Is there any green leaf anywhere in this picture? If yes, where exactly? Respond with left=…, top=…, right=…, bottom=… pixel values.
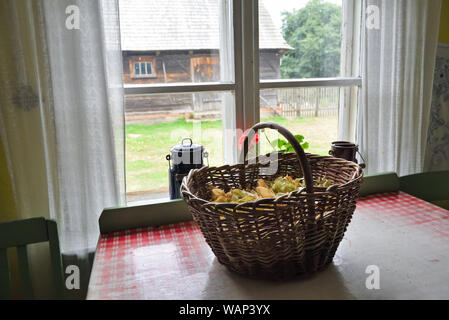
left=301, top=142, right=309, bottom=150
left=278, top=139, right=288, bottom=148
left=271, top=138, right=287, bottom=150
left=294, top=135, right=305, bottom=143
left=269, top=133, right=310, bottom=153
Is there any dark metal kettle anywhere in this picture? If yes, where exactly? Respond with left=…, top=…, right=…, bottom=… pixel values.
left=166, top=138, right=208, bottom=199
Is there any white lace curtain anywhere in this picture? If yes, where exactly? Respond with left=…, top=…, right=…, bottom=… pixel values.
left=357, top=0, right=442, bottom=176
left=0, top=0, right=125, bottom=255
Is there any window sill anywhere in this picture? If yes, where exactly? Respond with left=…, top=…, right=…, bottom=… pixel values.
left=99, top=198, right=192, bottom=234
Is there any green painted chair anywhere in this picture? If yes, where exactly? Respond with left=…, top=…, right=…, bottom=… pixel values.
left=399, top=171, right=449, bottom=210
left=0, top=217, right=64, bottom=299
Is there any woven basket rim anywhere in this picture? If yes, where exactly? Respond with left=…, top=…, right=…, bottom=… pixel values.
left=181, top=152, right=364, bottom=210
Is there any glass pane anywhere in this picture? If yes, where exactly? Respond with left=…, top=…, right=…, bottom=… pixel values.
left=119, top=0, right=234, bottom=84
left=259, top=0, right=343, bottom=80
left=259, top=87, right=340, bottom=156
left=134, top=62, right=140, bottom=75
left=140, top=62, right=146, bottom=74
left=146, top=62, right=153, bottom=75
left=125, top=91, right=234, bottom=203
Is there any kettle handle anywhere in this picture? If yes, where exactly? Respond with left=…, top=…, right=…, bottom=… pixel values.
left=182, top=138, right=193, bottom=146
left=166, top=154, right=171, bottom=167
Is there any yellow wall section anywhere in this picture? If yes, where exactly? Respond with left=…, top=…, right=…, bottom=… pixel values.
left=0, top=140, right=16, bottom=222
left=0, top=140, right=22, bottom=298
left=440, top=0, right=449, bottom=43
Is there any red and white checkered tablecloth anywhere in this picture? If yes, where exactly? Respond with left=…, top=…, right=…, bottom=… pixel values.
left=356, top=192, right=449, bottom=237
left=87, top=192, right=449, bottom=300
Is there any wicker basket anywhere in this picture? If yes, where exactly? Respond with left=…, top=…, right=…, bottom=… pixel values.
left=181, top=122, right=363, bottom=280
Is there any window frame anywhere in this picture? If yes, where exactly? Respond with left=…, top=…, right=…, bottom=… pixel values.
left=130, top=56, right=157, bottom=79
left=120, top=0, right=362, bottom=207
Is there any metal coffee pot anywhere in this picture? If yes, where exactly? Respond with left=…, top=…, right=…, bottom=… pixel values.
left=166, top=138, right=208, bottom=199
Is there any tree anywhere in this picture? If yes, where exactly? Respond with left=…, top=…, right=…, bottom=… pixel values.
left=280, top=0, right=342, bottom=79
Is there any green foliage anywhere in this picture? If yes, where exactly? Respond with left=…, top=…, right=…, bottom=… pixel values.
left=280, top=0, right=342, bottom=78
left=268, top=134, right=310, bottom=153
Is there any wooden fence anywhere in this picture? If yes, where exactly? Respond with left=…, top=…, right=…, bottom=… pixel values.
left=278, top=87, right=339, bottom=118
left=125, top=87, right=340, bottom=123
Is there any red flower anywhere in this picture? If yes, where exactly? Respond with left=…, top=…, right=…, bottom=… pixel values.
left=238, top=129, right=260, bottom=150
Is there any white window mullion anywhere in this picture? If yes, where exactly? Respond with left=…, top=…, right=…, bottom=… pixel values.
left=220, top=0, right=238, bottom=164
left=232, top=0, right=244, bottom=132
left=241, top=0, right=260, bottom=130
left=252, top=0, right=260, bottom=126
left=230, top=0, right=260, bottom=164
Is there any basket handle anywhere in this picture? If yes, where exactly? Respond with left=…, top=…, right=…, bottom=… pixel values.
left=240, top=122, right=315, bottom=194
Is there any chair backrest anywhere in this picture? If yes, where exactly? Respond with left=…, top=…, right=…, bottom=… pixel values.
left=399, top=171, right=449, bottom=202
left=0, top=217, right=64, bottom=299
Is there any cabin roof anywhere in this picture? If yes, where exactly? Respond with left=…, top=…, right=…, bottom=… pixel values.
left=119, top=0, right=293, bottom=51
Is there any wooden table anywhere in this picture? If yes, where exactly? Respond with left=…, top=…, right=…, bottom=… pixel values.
left=87, top=192, right=449, bottom=299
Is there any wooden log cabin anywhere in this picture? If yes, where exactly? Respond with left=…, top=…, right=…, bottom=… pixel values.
left=119, top=0, right=292, bottom=121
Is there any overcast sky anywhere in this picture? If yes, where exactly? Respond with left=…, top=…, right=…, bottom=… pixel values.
left=262, top=0, right=342, bottom=31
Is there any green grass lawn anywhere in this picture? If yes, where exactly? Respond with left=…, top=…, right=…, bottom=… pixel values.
left=126, top=116, right=338, bottom=193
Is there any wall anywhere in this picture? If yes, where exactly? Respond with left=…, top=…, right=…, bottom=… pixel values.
left=0, top=141, right=16, bottom=223
left=0, top=139, right=21, bottom=298
left=439, top=0, right=449, bottom=43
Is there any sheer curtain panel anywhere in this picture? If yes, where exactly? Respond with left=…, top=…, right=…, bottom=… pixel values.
left=357, top=0, right=442, bottom=176
left=0, top=0, right=125, bottom=298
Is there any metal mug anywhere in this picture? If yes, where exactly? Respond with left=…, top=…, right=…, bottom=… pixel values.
left=329, top=141, right=365, bottom=168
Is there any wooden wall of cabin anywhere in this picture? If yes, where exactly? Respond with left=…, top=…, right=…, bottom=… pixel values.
left=259, top=50, right=282, bottom=111
left=123, top=50, right=283, bottom=118
left=123, top=50, right=220, bottom=84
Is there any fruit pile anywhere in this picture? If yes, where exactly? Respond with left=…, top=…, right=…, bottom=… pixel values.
left=210, top=175, right=333, bottom=203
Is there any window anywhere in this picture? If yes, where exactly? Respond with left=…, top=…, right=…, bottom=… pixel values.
left=129, top=57, right=157, bottom=79
left=257, top=0, right=361, bottom=153
left=259, top=0, right=344, bottom=81
left=120, top=0, right=234, bottom=202
left=119, top=0, right=362, bottom=203
left=134, top=62, right=153, bottom=76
